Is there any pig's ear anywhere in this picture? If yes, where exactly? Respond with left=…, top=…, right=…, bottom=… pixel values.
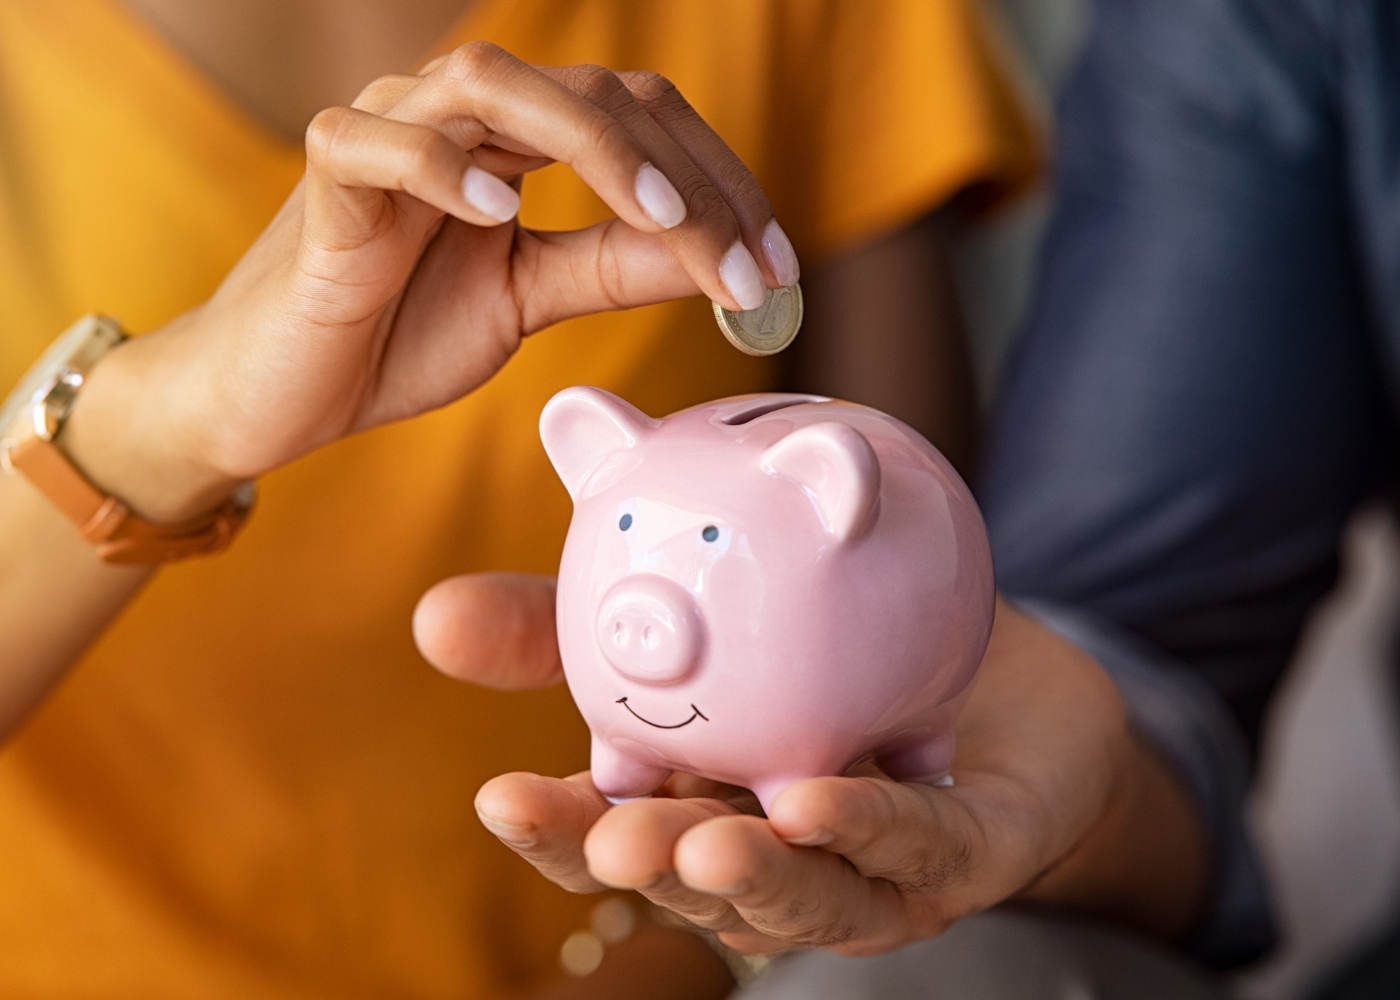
left=540, top=387, right=657, bottom=499
left=761, top=421, right=881, bottom=541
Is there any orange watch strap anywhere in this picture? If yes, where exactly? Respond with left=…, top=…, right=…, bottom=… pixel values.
left=7, top=436, right=252, bottom=565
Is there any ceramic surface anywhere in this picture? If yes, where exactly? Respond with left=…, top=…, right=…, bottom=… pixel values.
left=541, top=387, right=995, bottom=812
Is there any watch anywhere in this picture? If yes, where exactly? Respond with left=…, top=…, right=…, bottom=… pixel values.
left=0, top=314, right=254, bottom=565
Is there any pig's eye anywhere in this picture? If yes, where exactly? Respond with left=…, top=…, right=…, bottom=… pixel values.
left=702, top=525, right=719, bottom=543
left=619, top=514, right=633, bottom=531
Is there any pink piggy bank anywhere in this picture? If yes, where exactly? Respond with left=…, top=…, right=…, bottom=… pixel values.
left=540, top=387, right=994, bottom=812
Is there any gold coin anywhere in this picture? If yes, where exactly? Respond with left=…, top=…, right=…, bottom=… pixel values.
left=712, top=284, right=803, bottom=356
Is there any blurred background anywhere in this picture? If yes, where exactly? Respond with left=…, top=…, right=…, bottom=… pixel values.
left=962, top=3, right=1400, bottom=997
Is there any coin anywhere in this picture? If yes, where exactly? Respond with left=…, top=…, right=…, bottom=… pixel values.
left=712, top=284, right=803, bottom=356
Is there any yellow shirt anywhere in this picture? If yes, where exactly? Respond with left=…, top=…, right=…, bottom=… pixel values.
left=0, top=1, right=1036, bottom=996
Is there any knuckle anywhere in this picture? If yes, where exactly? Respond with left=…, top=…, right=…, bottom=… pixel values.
left=360, top=73, right=411, bottom=97
left=304, top=106, right=355, bottom=164
left=625, top=70, right=681, bottom=107
left=867, top=777, right=903, bottom=828
left=717, top=158, right=771, bottom=211
left=403, top=128, right=447, bottom=177
left=563, top=64, right=641, bottom=122
left=440, top=40, right=510, bottom=84
left=594, top=223, right=629, bottom=313
left=566, top=63, right=626, bottom=101
left=586, top=114, right=644, bottom=166
left=683, top=180, right=737, bottom=232
left=417, top=54, right=449, bottom=76
left=352, top=73, right=418, bottom=112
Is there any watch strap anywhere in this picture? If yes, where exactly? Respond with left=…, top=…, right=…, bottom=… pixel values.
left=6, top=436, right=253, bottom=565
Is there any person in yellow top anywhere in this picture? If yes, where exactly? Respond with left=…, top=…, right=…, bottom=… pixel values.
left=0, top=1, right=1081, bottom=998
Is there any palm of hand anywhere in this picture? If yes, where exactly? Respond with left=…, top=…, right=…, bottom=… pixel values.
left=419, top=578, right=1136, bottom=956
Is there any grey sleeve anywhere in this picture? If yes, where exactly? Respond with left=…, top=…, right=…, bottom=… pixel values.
left=978, top=0, right=1388, bottom=968
left=1014, top=598, right=1276, bottom=968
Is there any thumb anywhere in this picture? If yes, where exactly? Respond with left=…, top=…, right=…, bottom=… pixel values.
left=413, top=572, right=564, bottom=690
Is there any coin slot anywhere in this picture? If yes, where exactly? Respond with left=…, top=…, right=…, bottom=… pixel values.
left=717, top=395, right=827, bottom=426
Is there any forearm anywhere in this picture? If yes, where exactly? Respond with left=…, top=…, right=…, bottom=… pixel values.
left=0, top=324, right=231, bottom=740
left=0, top=471, right=150, bottom=736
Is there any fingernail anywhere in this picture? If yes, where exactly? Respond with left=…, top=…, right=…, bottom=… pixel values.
left=462, top=165, right=520, bottom=223
left=719, top=241, right=767, bottom=311
left=477, top=811, right=537, bottom=847
left=784, top=828, right=834, bottom=847
left=761, top=219, right=800, bottom=286
left=604, top=793, right=653, bottom=806
left=635, top=163, right=687, bottom=229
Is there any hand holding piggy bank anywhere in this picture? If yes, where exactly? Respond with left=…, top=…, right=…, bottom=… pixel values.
left=541, top=388, right=994, bottom=812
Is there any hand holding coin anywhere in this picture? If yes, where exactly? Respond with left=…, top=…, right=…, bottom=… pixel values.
left=713, top=284, right=803, bottom=356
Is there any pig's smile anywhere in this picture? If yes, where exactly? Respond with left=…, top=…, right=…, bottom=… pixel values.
left=616, top=697, right=709, bottom=729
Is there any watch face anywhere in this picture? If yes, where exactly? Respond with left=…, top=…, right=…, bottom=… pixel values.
left=0, top=316, right=123, bottom=442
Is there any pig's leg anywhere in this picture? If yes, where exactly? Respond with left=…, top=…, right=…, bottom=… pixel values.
left=590, top=736, right=671, bottom=804
left=877, top=732, right=956, bottom=787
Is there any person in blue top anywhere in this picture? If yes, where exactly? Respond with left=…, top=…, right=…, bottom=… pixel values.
left=978, top=0, right=1400, bottom=993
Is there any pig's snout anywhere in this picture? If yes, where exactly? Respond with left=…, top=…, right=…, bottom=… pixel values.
left=596, top=576, right=704, bottom=684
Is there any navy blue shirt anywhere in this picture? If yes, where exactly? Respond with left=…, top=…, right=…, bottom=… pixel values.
left=980, top=0, right=1400, bottom=969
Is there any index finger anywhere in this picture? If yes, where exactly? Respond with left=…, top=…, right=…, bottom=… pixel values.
left=541, top=64, right=779, bottom=308
left=475, top=771, right=610, bottom=893
left=385, top=45, right=765, bottom=310
left=386, top=44, right=681, bottom=236
left=617, top=70, right=800, bottom=287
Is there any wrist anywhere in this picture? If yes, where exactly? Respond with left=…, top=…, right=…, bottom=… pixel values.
left=1019, top=733, right=1208, bottom=940
left=60, top=318, right=243, bottom=524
